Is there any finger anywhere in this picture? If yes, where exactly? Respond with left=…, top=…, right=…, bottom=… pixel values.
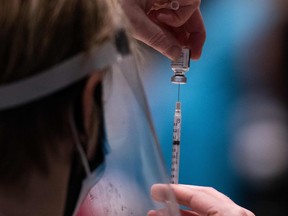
left=183, top=9, right=206, bottom=59
left=174, top=184, right=233, bottom=203
left=152, top=184, right=231, bottom=203
left=180, top=209, right=200, bottom=216
left=171, top=185, right=255, bottom=216
left=147, top=209, right=200, bottom=216
left=129, top=7, right=182, bottom=60
left=151, top=184, right=255, bottom=216
left=156, top=2, right=200, bottom=27
left=151, top=184, right=230, bottom=215
left=243, top=208, right=256, bottom=216
left=155, top=8, right=206, bottom=59
left=180, top=187, right=255, bottom=216
left=170, top=185, right=223, bottom=214
left=147, top=210, right=158, bottom=216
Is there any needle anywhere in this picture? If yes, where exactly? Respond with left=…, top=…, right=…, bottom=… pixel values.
left=177, top=84, right=180, bottom=102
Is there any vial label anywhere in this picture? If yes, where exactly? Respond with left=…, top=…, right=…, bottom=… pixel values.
left=171, top=48, right=190, bottom=71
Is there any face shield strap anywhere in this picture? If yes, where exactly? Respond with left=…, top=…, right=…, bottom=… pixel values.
left=64, top=103, right=105, bottom=215
left=63, top=111, right=90, bottom=216
left=0, top=29, right=130, bottom=110
left=70, top=111, right=91, bottom=176
left=64, top=79, right=108, bottom=216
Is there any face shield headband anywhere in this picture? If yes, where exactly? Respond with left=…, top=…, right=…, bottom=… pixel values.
left=0, top=30, right=180, bottom=216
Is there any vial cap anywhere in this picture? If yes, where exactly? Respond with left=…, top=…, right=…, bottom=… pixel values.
left=171, top=75, right=187, bottom=84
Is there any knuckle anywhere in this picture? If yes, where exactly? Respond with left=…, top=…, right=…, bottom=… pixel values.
left=205, top=186, right=217, bottom=192
left=239, top=207, right=249, bottom=216
left=147, top=30, right=167, bottom=47
left=147, top=31, right=178, bottom=57
left=198, top=186, right=220, bottom=196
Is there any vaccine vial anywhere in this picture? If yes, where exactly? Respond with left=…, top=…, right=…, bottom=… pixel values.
left=171, top=48, right=190, bottom=84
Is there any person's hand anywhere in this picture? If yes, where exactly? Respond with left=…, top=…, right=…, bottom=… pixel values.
left=119, top=0, right=206, bottom=60
left=148, top=184, right=255, bottom=216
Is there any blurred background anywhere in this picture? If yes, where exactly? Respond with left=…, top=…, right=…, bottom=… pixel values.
left=139, top=0, right=288, bottom=215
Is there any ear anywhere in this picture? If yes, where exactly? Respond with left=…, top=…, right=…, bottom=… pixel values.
left=82, top=72, right=103, bottom=134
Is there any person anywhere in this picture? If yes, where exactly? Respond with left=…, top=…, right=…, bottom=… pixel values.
left=0, top=0, right=254, bottom=216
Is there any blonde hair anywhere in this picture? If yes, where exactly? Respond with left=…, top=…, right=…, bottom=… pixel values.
left=0, top=0, right=125, bottom=183
left=0, top=0, right=119, bottom=83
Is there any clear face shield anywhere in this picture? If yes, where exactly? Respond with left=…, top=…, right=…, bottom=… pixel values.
left=0, top=30, right=180, bottom=216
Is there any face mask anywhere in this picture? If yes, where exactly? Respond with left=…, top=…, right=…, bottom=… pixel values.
left=0, top=30, right=181, bottom=216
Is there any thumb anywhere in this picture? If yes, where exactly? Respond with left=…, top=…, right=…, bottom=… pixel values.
left=128, top=8, right=182, bottom=60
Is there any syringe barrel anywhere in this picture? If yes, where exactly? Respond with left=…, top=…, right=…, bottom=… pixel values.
left=172, top=102, right=181, bottom=141
left=171, top=144, right=180, bottom=184
left=170, top=102, right=181, bottom=184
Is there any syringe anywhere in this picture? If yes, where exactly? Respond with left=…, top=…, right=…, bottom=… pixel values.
left=170, top=101, right=181, bottom=184
left=170, top=48, right=190, bottom=184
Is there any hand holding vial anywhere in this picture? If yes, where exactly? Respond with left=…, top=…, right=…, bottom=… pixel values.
left=119, top=0, right=206, bottom=60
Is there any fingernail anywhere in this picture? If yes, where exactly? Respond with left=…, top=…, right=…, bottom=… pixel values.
left=191, top=49, right=203, bottom=60
left=156, top=211, right=164, bottom=216
left=151, top=184, right=170, bottom=201
left=147, top=210, right=165, bottom=216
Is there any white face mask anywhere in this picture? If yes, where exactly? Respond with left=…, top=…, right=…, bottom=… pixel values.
left=0, top=30, right=181, bottom=216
